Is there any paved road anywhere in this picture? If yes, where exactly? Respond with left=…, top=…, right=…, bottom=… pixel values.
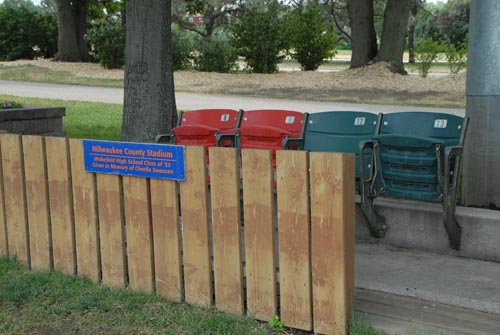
left=0, top=80, right=465, bottom=115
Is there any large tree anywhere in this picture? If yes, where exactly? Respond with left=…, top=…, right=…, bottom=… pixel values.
left=348, top=0, right=377, bottom=68
left=348, top=0, right=411, bottom=73
left=54, top=0, right=90, bottom=61
left=122, top=0, right=177, bottom=142
left=375, top=0, right=411, bottom=73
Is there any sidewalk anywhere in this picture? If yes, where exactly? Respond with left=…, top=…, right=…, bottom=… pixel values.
left=0, top=80, right=465, bottom=116
left=356, top=243, right=500, bottom=334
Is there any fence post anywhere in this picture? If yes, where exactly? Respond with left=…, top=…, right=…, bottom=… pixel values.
left=310, top=152, right=355, bottom=335
left=242, top=149, right=277, bottom=321
left=1, top=133, right=29, bottom=266
left=23, top=135, right=52, bottom=271
left=69, top=138, right=100, bottom=283
left=209, top=147, right=244, bottom=315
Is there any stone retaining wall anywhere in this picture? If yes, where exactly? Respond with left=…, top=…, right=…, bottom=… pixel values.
left=0, top=107, right=65, bottom=136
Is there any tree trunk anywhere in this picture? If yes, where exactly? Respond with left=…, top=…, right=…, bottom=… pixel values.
left=375, top=0, right=411, bottom=73
left=122, top=0, right=177, bottom=142
left=54, top=0, right=89, bottom=62
left=348, top=0, right=378, bottom=68
left=408, top=20, right=415, bottom=64
left=408, top=0, right=420, bottom=64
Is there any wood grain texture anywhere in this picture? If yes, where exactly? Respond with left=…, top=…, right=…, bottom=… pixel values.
left=69, top=139, right=100, bottom=283
left=0, top=137, right=7, bottom=258
left=310, top=152, right=355, bottom=335
left=179, top=145, right=213, bottom=307
left=123, top=176, right=154, bottom=292
left=23, top=135, right=51, bottom=271
left=276, top=150, right=312, bottom=330
left=241, top=149, right=277, bottom=321
left=150, top=178, right=182, bottom=302
left=97, top=173, right=126, bottom=288
left=46, top=136, right=75, bottom=275
left=209, top=147, right=244, bottom=315
left=1, top=134, right=29, bottom=265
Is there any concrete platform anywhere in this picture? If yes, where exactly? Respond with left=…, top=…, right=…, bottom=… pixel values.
left=355, top=198, right=500, bottom=262
left=355, top=243, right=500, bottom=334
left=356, top=289, right=500, bottom=335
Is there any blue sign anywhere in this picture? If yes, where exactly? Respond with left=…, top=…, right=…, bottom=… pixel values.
left=83, top=139, right=185, bottom=181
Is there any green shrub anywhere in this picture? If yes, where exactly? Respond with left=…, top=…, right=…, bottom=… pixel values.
left=415, top=37, right=441, bottom=78
left=232, top=1, right=288, bottom=73
left=87, top=19, right=125, bottom=69
left=285, top=4, right=338, bottom=71
left=172, top=25, right=195, bottom=71
left=1, top=100, right=23, bottom=109
left=444, top=42, right=467, bottom=74
left=194, top=33, right=238, bottom=73
left=0, top=1, right=57, bottom=61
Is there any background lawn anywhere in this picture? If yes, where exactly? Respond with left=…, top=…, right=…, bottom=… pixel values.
left=0, top=95, right=122, bottom=140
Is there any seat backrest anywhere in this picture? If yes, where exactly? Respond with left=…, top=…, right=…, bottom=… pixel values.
left=303, top=111, right=379, bottom=179
left=239, top=109, right=305, bottom=137
left=237, top=109, right=305, bottom=149
left=373, top=112, right=466, bottom=202
left=177, top=109, right=240, bottom=134
left=380, top=111, right=465, bottom=146
left=237, top=109, right=306, bottom=168
left=172, top=109, right=240, bottom=146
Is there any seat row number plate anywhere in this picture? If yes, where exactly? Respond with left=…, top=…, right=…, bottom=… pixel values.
left=434, top=119, right=448, bottom=128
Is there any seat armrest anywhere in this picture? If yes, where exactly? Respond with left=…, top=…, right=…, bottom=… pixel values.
left=155, top=133, right=174, bottom=143
left=359, top=140, right=374, bottom=180
left=445, top=145, right=463, bottom=159
left=283, top=137, right=304, bottom=150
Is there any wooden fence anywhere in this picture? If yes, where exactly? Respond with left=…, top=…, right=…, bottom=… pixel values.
left=0, top=133, right=355, bottom=335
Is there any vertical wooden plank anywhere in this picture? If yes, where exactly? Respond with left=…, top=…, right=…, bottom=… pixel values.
left=276, top=150, right=312, bottom=330
left=69, top=138, right=100, bottom=283
left=150, top=178, right=182, bottom=302
left=0, top=134, right=29, bottom=265
left=46, top=136, right=75, bottom=275
left=123, top=176, right=154, bottom=292
left=209, top=147, right=244, bottom=315
left=179, top=145, right=212, bottom=307
left=242, top=149, right=277, bottom=321
left=97, top=173, right=126, bottom=288
left=0, top=136, right=9, bottom=258
left=23, top=135, right=52, bottom=271
left=310, top=152, right=355, bottom=335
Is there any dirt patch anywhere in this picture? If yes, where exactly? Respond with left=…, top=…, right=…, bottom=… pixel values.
left=0, top=59, right=466, bottom=108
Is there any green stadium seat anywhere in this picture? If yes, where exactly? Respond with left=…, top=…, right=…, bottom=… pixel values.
left=285, top=111, right=380, bottom=188
left=360, top=111, right=469, bottom=250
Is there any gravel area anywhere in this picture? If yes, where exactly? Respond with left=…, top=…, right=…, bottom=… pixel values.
left=0, top=59, right=466, bottom=107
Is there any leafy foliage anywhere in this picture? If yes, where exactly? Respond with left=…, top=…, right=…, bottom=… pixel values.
left=444, top=41, right=467, bottom=74
left=285, top=3, right=338, bottom=71
left=415, top=37, right=441, bottom=78
left=416, top=0, right=469, bottom=46
left=172, top=24, right=195, bottom=71
left=194, top=33, right=238, bottom=73
left=268, top=315, right=285, bottom=331
left=87, top=19, right=125, bottom=69
left=232, top=1, right=288, bottom=73
left=1, top=100, right=23, bottom=109
left=0, top=0, right=57, bottom=61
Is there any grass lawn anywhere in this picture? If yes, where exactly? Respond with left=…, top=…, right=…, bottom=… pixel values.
left=0, top=257, right=281, bottom=335
left=0, top=64, right=123, bottom=88
left=0, top=257, right=387, bottom=335
left=0, top=95, right=122, bottom=140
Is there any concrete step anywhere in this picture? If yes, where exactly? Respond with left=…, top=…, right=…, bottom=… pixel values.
left=356, top=289, right=500, bottom=335
left=355, top=243, right=500, bottom=315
